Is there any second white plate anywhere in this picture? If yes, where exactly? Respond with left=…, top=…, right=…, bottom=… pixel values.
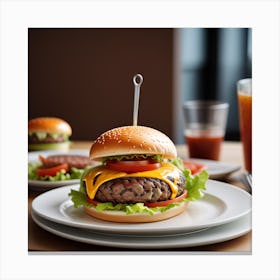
left=190, top=158, right=241, bottom=179
left=31, top=180, right=251, bottom=235
left=32, top=212, right=251, bottom=249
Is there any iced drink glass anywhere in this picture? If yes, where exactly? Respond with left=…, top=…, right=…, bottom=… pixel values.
left=237, top=79, right=252, bottom=173
left=183, top=100, right=229, bottom=160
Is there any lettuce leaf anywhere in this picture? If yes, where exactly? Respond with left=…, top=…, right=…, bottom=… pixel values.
left=103, top=154, right=163, bottom=163
left=69, top=189, right=184, bottom=215
left=69, top=189, right=93, bottom=208
left=28, top=162, right=41, bottom=179
left=28, top=132, right=69, bottom=141
left=169, top=157, right=208, bottom=201
left=184, top=169, right=208, bottom=201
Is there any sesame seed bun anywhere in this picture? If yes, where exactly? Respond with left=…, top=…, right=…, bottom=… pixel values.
left=89, top=126, right=177, bottom=161
left=28, top=117, right=72, bottom=136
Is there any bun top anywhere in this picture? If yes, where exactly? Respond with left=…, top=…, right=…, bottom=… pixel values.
left=28, top=117, right=72, bottom=136
left=89, top=126, right=177, bottom=161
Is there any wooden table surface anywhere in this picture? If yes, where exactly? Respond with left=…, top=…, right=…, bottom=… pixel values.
left=28, top=141, right=251, bottom=253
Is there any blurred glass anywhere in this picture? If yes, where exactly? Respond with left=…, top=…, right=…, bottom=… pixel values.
left=237, top=78, right=252, bottom=173
left=183, top=100, right=229, bottom=160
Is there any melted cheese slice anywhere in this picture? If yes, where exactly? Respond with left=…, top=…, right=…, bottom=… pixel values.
left=83, top=162, right=180, bottom=200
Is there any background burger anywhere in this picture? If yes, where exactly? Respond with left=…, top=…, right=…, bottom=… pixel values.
left=69, top=125, right=208, bottom=223
left=28, top=117, right=72, bottom=151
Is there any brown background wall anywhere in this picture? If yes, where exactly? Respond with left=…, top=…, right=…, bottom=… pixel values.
left=28, top=28, right=174, bottom=141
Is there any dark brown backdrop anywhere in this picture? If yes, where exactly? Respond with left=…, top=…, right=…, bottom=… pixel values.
left=28, top=28, right=174, bottom=141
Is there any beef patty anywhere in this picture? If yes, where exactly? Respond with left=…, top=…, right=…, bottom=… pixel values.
left=41, top=155, right=96, bottom=169
left=89, top=172, right=186, bottom=204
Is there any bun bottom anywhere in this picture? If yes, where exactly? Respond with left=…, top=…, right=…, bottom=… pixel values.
left=83, top=202, right=189, bottom=223
left=28, top=141, right=70, bottom=151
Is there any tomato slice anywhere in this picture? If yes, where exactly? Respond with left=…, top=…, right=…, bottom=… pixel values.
left=86, top=198, right=99, bottom=206
left=38, top=155, right=47, bottom=165
left=36, top=163, right=69, bottom=177
left=106, top=159, right=161, bottom=173
left=183, top=160, right=206, bottom=175
left=144, top=191, right=187, bottom=208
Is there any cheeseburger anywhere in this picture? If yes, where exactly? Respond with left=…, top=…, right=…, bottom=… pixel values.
left=69, top=125, right=208, bottom=223
left=28, top=117, right=72, bottom=151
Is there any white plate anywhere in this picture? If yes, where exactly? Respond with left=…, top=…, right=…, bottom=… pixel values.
left=28, top=179, right=80, bottom=190
left=31, top=212, right=251, bottom=249
left=31, top=180, right=251, bottom=235
left=28, top=149, right=91, bottom=190
left=190, top=158, right=241, bottom=179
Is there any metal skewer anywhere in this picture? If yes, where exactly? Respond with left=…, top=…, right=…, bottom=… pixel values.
left=132, top=74, right=143, bottom=126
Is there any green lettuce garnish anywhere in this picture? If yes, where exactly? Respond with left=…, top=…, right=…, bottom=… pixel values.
left=28, top=132, right=69, bottom=141
left=69, top=189, right=184, bottom=215
left=28, top=162, right=41, bottom=179
left=28, top=163, right=86, bottom=181
left=35, top=132, right=47, bottom=141
left=169, top=157, right=208, bottom=201
left=69, top=157, right=208, bottom=215
left=102, top=154, right=163, bottom=163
